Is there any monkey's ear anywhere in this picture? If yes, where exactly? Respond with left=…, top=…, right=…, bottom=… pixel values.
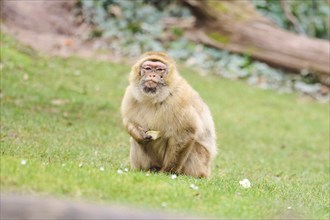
left=129, top=61, right=143, bottom=83
left=132, top=62, right=141, bottom=76
left=138, top=68, right=142, bottom=76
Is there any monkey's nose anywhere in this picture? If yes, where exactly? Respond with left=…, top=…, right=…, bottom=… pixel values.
left=148, top=74, right=156, bottom=78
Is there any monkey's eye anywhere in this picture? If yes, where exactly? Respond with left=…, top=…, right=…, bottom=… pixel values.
left=143, top=66, right=152, bottom=71
left=156, top=68, right=166, bottom=74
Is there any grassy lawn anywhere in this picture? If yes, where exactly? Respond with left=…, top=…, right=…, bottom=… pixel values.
left=1, top=33, right=329, bottom=219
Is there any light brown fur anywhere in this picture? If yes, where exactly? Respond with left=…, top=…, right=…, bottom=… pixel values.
left=121, top=52, right=217, bottom=178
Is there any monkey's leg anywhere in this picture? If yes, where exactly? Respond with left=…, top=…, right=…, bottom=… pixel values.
left=181, top=143, right=211, bottom=178
left=161, top=139, right=195, bottom=174
left=130, top=138, right=152, bottom=171
left=175, top=139, right=196, bottom=173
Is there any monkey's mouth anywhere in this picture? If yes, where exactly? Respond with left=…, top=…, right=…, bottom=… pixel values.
left=142, top=80, right=159, bottom=94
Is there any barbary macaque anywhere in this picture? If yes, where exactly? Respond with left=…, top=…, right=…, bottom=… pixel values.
left=120, top=52, right=217, bottom=178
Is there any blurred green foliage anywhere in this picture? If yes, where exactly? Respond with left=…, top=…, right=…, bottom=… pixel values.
left=252, top=0, right=329, bottom=40
left=78, top=0, right=190, bottom=55
left=77, top=0, right=328, bottom=99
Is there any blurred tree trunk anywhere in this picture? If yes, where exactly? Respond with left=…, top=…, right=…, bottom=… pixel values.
left=183, top=0, right=330, bottom=85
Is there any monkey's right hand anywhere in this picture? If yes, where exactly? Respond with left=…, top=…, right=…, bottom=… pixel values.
left=136, top=126, right=153, bottom=144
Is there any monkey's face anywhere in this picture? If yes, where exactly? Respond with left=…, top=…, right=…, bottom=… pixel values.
left=139, top=60, right=167, bottom=94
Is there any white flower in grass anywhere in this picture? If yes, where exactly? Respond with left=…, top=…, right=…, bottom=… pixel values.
left=287, top=206, right=292, bottom=210
left=23, top=74, right=29, bottom=81
left=146, top=172, right=150, bottom=176
left=171, top=174, right=177, bottom=179
left=117, top=169, right=123, bottom=174
left=239, top=178, right=251, bottom=188
left=190, top=184, right=198, bottom=190
left=74, top=70, right=81, bottom=76
left=21, top=159, right=27, bottom=165
left=124, top=168, right=129, bottom=172
left=78, top=163, right=83, bottom=168
left=100, top=166, right=105, bottom=171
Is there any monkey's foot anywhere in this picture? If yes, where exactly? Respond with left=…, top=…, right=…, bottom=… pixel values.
left=149, top=166, right=161, bottom=172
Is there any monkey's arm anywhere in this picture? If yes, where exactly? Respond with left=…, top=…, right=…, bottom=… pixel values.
left=161, top=138, right=195, bottom=173
left=161, top=108, right=198, bottom=173
left=121, top=88, right=152, bottom=143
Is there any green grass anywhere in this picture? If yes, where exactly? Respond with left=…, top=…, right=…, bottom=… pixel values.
left=1, top=33, right=329, bottom=219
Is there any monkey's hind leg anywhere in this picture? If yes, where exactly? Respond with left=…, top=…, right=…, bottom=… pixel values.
left=129, top=138, right=153, bottom=171
left=180, top=143, right=211, bottom=178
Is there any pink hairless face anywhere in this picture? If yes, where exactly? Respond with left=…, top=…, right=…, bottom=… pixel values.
left=140, top=60, right=167, bottom=94
left=141, top=61, right=167, bottom=75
